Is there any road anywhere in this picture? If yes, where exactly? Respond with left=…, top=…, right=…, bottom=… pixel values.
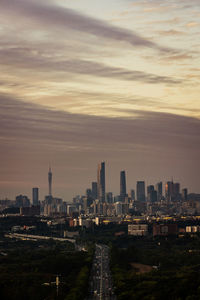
left=5, top=233, right=76, bottom=244
left=88, top=244, right=116, bottom=300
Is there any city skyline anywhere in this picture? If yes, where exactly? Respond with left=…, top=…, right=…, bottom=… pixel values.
left=1, top=162, right=191, bottom=202
left=0, top=0, right=200, bottom=200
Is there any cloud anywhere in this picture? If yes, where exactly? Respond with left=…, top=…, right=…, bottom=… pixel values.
left=0, top=47, right=182, bottom=85
left=147, top=18, right=181, bottom=25
left=162, top=53, right=193, bottom=61
left=186, top=22, right=199, bottom=28
left=157, top=30, right=186, bottom=36
left=0, top=0, right=174, bottom=53
left=0, top=94, right=199, bottom=150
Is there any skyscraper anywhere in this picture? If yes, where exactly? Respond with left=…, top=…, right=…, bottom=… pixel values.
left=147, top=185, right=154, bottom=202
left=147, top=185, right=157, bottom=202
left=137, top=181, right=145, bottom=202
left=120, top=170, right=126, bottom=201
left=182, top=188, right=188, bottom=201
left=156, top=182, right=163, bottom=201
left=91, top=182, right=98, bottom=200
left=165, top=180, right=180, bottom=201
left=128, top=189, right=135, bottom=201
left=165, top=181, right=173, bottom=201
left=32, top=187, right=39, bottom=206
left=97, top=162, right=105, bottom=202
left=48, top=166, right=52, bottom=196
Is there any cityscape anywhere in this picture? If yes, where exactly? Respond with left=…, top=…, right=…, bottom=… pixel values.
left=1, top=161, right=200, bottom=230
left=1, top=162, right=200, bottom=299
left=1, top=0, right=200, bottom=299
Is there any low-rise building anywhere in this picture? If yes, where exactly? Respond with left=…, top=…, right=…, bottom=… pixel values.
left=128, top=224, right=148, bottom=236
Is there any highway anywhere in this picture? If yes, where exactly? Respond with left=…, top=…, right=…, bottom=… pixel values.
left=5, top=233, right=76, bottom=244
left=88, top=244, right=116, bottom=300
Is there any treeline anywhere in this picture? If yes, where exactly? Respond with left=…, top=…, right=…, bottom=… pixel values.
left=0, top=240, right=94, bottom=300
left=110, top=235, right=200, bottom=299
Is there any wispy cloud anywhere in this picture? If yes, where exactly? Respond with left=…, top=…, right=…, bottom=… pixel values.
left=186, top=22, right=199, bottom=28
left=1, top=94, right=199, bottom=150
left=0, top=47, right=182, bottom=85
left=157, top=30, right=186, bottom=36
left=0, top=0, right=174, bottom=53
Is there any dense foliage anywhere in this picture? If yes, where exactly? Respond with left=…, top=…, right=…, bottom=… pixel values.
left=0, top=239, right=93, bottom=300
left=111, top=235, right=200, bottom=299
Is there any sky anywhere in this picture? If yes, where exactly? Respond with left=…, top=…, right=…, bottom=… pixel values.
left=0, top=0, right=200, bottom=201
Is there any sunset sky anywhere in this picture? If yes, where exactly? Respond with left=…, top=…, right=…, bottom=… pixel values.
left=0, top=0, right=200, bottom=201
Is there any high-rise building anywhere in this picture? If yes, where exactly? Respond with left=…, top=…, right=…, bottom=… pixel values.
left=91, top=182, right=98, bottom=200
left=147, top=185, right=157, bottom=203
left=156, top=182, right=162, bottom=201
left=173, top=183, right=180, bottom=198
left=165, top=181, right=180, bottom=201
left=147, top=185, right=154, bottom=202
left=137, top=181, right=145, bottom=202
left=128, top=189, right=135, bottom=201
left=182, top=188, right=188, bottom=201
left=120, top=170, right=127, bottom=201
left=165, top=181, right=173, bottom=201
left=48, top=166, right=52, bottom=196
left=97, top=162, right=105, bottom=202
left=32, top=187, right=39, bottom=206
left=16, top=195, right=30, bottom=207
left=106, top=192, right=113, bottom=203
left=86, top=188, right=92, bottom=198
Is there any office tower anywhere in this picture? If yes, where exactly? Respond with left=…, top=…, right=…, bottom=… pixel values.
left=106, top=192, right=113, bottom=203
left=32, top=187, right=39, bottom=206
left=92, top=182, right=98, bottom=199
left=147, top=185, right=154, bottom=202
left=83, top=197, right=88, bottom=213
left=137, top=181, right=145, bottom=202
left=165, top=181, right=180, bottom=201
left=129, top=189, right=135, bottom=201
left=182, top=188, right=188, bottom=201
left=86, top=188, right=92, bottom=198
left=115, top=202, right=122, bottom=216
left=165, top=181, right=173, bottom=201
left=16, top=195, right=30, bottom=207
left=147, top=185, right=157, bottom=203
left=173, top=183, right=180, bottom=198
left=156, top=182, right=162, bottom=201
left=48, top=166, right=52, bottom=196
left=120, top=170, right=127, bottom=201
left=97, top=162, right=105, bottom=202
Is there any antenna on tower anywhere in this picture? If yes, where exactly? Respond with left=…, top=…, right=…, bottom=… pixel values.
left=48, top=164, right=52, bottom=196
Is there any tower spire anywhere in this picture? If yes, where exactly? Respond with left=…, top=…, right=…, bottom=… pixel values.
left=48, top=165, right=52, bottom=196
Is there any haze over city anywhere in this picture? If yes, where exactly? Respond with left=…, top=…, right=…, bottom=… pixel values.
left=0, top=0, right=200, bottom=200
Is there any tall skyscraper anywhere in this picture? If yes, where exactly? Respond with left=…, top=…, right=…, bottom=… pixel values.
left=173, top=183, right=180, bottom=198
left=147, top=185, right=154, bottom=202
left=120, top=170, right=126, bottom=201
left=165, top=181, right=173, bottom=201
left=147, top=185, right=157, bottom=202
left=91, top=182, right=98, bottom=200
left=32, top=187, right=39, bottom=206
left=106, top=192, right=113, bottom=203
left=165, top=180, right=180, bottom=201
left=182, top=188, right=188, bottom=201
left=137, top=181, right=145, bottom=202
left=97, top=162, right=105, bottom=202
left=48, top=166, right=52, bottom=196
left=156, top=182, right=163, bottom=201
